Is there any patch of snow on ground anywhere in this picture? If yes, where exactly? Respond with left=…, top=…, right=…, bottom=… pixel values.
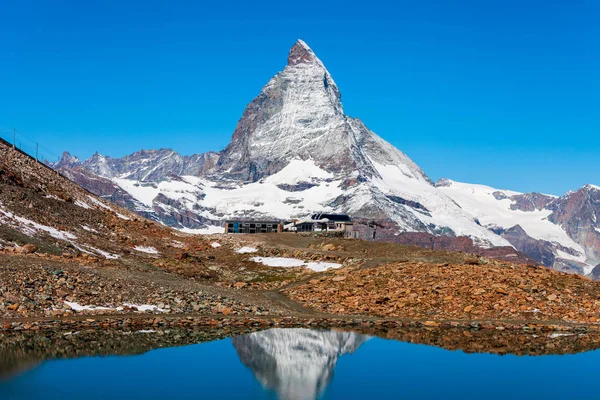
left=595, top=227, right=600, bottom=234
left=74, top=200, right=91, bottom=209
left=86, top=246, right=120, bottom=259
left=250, top=256, right=342, bottom=272
left=81, top=225, right=98, bottom=233
left=116, top=212, right=130, bottom=220
left=134, top=246, right=159, bottom=254
left=87, top=195, right=112, bottom=210
left=0, top=205, right=77, bottom=241
left=64, top=302, right=112, bottom=312
left=122, top=303, right=166, bottom=313
left=548, top=333, right=575, bottom=339
left=250, top=257, right=305, bottom=267
left=236, top=246, right=258, bottom=254
left=305, top=261, right=343, bottom=272
left=180, top=226, right=225, bottom=234
left=211, top=242, right=222, bottom=248
left=45, top=195, right=64, bottom=202
left=65, top=302, right=165, bottom=312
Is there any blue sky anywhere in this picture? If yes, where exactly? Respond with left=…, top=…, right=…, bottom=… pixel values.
left=1, top=0, right=598, bottom=195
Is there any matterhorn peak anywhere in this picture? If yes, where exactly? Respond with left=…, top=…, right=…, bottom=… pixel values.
left=288, top=39, right=320, bottom=66
left=59, top=39, right=511, bottom=252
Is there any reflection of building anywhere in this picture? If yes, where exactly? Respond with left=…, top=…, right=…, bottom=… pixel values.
left=232, top=328, right=369, bottom=400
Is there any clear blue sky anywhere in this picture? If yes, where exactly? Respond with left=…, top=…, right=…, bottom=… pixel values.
left=1, top=0, right=598, bottom=195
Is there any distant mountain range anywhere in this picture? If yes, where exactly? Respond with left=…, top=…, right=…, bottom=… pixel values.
left=53, top=40, right=600, bottom=276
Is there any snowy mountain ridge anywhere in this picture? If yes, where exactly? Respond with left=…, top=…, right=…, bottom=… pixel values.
left=437, top=179, right=599, bottom=273
left=56, top=40, right=507, bottom=247
left=53, top=39, right=600, bottom=275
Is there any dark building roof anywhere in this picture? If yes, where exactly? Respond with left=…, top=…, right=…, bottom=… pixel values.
left=310, top=213, right=351, bottom=222
left=225, top=220, right=282, bottom=224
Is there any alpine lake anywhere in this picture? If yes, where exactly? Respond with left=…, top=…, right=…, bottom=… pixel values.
left=1, top=325, right=599, bottom=399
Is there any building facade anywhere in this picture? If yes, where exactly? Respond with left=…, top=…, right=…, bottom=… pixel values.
left=225, top=221, right=283, bottom=234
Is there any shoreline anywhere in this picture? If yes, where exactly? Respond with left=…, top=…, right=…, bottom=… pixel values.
left=2, top=313, right=598, bottom=333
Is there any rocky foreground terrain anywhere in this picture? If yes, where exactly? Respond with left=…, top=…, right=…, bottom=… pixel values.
left=284, top=258, right=600, bottom=325
left=3, top=136, right=600, bottom=335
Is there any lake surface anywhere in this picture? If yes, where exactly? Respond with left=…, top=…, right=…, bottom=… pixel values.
left=1, top=327, right=599, bottom=399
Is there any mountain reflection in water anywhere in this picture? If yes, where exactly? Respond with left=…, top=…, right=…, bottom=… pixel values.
left=2, top=326, right=600, bottom=399
left=232, top=329, right=368, bottom=400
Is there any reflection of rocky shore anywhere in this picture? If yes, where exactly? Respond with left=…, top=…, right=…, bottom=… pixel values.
left=2, top=325, right=600, bottom=384
left=0, top=326, right=260, bottom=380
left=368, top=326, right=600, bottom=356
left=232, top=329, right=368, bottom=400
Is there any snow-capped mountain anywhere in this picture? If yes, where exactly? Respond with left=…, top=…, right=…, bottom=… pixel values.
left=53, top=39, right=600, bottom=275
left=79, top=149, right=219, bottom=182
left=231, top=328, right=368, bottom=400
left=215, top=39, right=420, bottom=183
left=436, top=179, right=600, bottom=274
left=55, top=40, right=508, bottom=247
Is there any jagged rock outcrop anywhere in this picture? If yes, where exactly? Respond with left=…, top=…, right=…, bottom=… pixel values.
left=80, top=149, right=219, bottom=182
left=498, top=225, right=557, bottom=268
left=213, top=40, right=415, bottom=183
left=509, top=193, right=556, bottom=212
left=547, top=185, right=600, bottom=266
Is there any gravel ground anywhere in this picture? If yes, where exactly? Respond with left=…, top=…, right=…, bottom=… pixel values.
left=284, top=259, right=600, bottom=325
left=0, top=255, right=285, bottom=319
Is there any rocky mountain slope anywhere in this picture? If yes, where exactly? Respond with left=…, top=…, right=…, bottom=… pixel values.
left=436, top=179, right=600, bottom=274
left=0, top=138, right=144, bottom=260
left=52, top=40, right=599, bottom=275
left=0, top=137, right=325, bottom=319
left=8, top=129, right=600, bottom=333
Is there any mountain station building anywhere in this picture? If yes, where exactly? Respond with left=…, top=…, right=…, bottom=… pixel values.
left=225, top=213, right=358, bottom=238
left=225, top=220, right=283, bottom=234
left=284, top=213, right=359, bottom=238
